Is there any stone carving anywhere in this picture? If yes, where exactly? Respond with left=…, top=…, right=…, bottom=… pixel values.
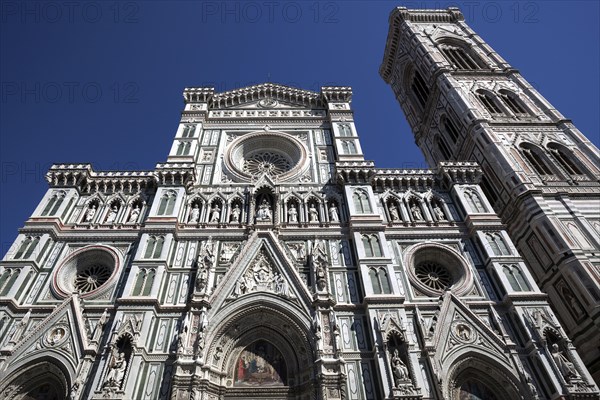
left=84, top=204, right=97, bottom=222
left=47, top=326, right=66, bottom=346
left=10, top=309, right=31, bottom=344
left=328, top=203, right=339, bottom=222
left=210, top=204, right=220, bottom=222
left=288, top=242, right=307, bottom=261
left=410, top=203, right=423, bottom=221
left=388, top=203, right=400, bottom=221
left=188, top=203, right=200, bottom=223
left=256, top=199, right=272, bottom=221
left=196, top=239, right=215, bottom=292
left=312, top=240, right=329, bottom=292
left=433, top=204, right=446, bottom=220
left=230, top=204, right=241, bottom=223
left=287, top=203, right=298, bottom=222
left=232, top=251, right=290, bottom=298
left=391, top=349, right=410, bottom=386
left=128, top=204, right=140, bottom=223
left=309, top=203, right=319, bottom=223
left=105, top=205, right=119, bottom=223
left=103, top=348, right=127, bottom=388
left=551, top=343, right=580, bottom=381
left=455, top=323, right=471, bottom=341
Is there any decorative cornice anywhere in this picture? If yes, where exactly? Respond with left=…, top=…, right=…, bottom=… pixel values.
left=183, top=83, right=354, bottom=109
left=46, top=164, right=156, bottom=194
left=379, top=7, right=464, bottom=82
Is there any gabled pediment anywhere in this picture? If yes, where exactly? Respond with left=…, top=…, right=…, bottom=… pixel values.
left=1, top=295, right=94, bottom=379
left=430, top=291, right=514, bottom=370
left=209, top=231, right=313, bottom=313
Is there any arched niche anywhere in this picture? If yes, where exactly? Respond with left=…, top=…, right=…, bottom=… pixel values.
left=206, top=299, right=316, bottom=398
left=446, top=355, right=523, bottom=400
left=0, top=358, right=71, bottom=400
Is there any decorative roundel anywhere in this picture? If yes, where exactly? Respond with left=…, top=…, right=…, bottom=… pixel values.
left=404, top=242, right=473, bottom=297
left=258, top=98, right=278, bottom=108
left=53, top=245, right=120, bottom=299
left=224, top=131, right=309, bottom=182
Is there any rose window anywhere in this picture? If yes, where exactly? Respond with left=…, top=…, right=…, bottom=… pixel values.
left=243, top=152, right=292, bottom=177
left=415, top=262, right=452, bottom=291
left=52, top=246, right=120, bottom=298
left=75, top=263, right=112, bottom=293
left=223, top=132, right=309, bottom=183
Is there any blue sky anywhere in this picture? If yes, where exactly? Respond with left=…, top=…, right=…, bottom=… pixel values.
left=1, top=1, right=599, bottom=251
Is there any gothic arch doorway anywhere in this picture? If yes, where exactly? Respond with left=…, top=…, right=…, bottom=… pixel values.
left=206, top=301, right=317, bottom=400
left=446, top=356, right=522, bottom=400
left=0, top=360, right=70, bottom=400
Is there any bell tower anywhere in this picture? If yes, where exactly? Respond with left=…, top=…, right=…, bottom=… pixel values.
left=380, top=7, right=600, bottom=382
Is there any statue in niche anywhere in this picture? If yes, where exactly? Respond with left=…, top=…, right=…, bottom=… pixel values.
left=551, top=343, right=580, bottom=381
left=410, top=203, right=423, bottom=221
left=274, top=273, right=289, bottom=298
left=84, top=204, right=97, bottom=222
left=230, top=204, right=241, bottom=223
left=561, top=285, right=585, bottom=320
left=210, top=204, right=221, bottom=222
left=287, top=203, right=298, bottom=223
left=188, top=203, right=200, bottom=223
left=309, top=203, right=319, bottom=223
left=128, top=204, right=140, bottom=223
left=105, top=205, right=119, bottom=223
left=391, top=349, right=410, bottom=385
left=196, top=240, right=214, bottom=292
left=256, top=199, right=272, bottom=221
left=234, top=276, right=248, bottom=296
left=433, top=203, right=446, bottom=220
left=104, top=348, right=127, bottom=388
left=328, top=203, right=339, bottom=222
left=388, top=203, right=400, bottom=221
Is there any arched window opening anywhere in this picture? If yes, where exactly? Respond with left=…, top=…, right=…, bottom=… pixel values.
left=520, top=144, right=553, bottom=176
left=378, top=268, right=391, bottom=294
left=440, top=44, right=483, bottom=70
left=503, top=264, right=530, bottom=291
left=182, top=124, right=195, bottom=138
left=22, top=236, right=40, bottom=259
left=144, top=236, right=164, bottom=259
left=158, top=191, right=177, bottom=215
left=411, top=69, right=429, bottom=108
left=443, top=117, right=460, bottom=144
left=464, top=189, right=486, bottom=213
left=369, top=268, right=381, bottom=294
left=41, top=191, right=66, bottom=216
left=338, top=123, right=352, bottom=137
left=486, top=233, right=510, bottom=256
left=476, top=90, right=503, bottom=115
left=435, top=135, right=452, bottom=160
left=132, top=268, right=156, bottom=296
left=341, top=140, right=357, bottom=154
left=547, top=144, right=583, bottom=175
left=353, top=190, right=372, bottom=214
left=499, top=90, right=527, bottom=114
left=363, top=235, right=382, bottom=257
left=0, top=269, right=20, bottom=296
left=14, top=237, right=32, bottom=259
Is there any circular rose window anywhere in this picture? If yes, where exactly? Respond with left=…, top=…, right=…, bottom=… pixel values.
left=404, top=242, right=473, bottom=297
left=223, top=131, right=308, bottom=182
left=53, top=246, right=120, bottom=298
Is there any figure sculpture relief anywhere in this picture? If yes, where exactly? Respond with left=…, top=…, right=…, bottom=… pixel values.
left=389, top=203, right=400, bottom=221
left=188, top=203, right=200, bottom=223
left=551, top=343, right=580, bottom=381
left=328, top=203, right=339, bottom=222
left=10, top=309, right=31, bottom=343
left=210, top=204, right=221, bottom=222
left=410, top=203, right=423, bottom=221
left=84, top=204, right=97, bottom=222
left=288, top=203, right=298, bottom=223
left=309, top=203, right=319, bottom=223
left=128, top=204, right=140, bottom=223
left=433, top=204, right=446, bottom=220
left=391, top=349, right=409, bottom=385
left=196, top=240, right=214, bottom=292
left=256, top=199, right=272, bottom=221
left=105, top=205, right=119, bottom=223
left=104, top=349, right=127, bottom=388
left=230, top=204, right=241, bottom=223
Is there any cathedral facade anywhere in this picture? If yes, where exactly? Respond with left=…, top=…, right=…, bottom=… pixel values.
left=0, top=7, right=599, bottom=400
